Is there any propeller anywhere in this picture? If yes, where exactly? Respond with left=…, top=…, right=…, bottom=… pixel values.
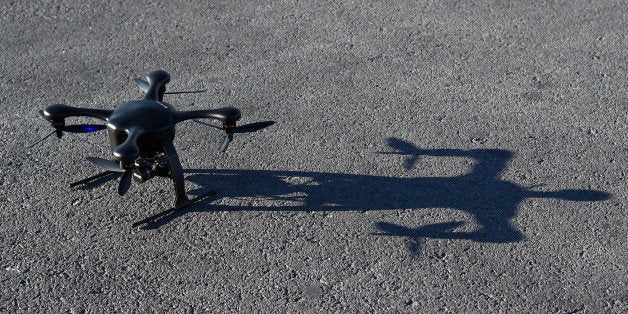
left=85, top=157, right=134, bottom=196
left=163, top=90, right=207, bottom=95
left=85, top=157, right=125, bottom=172
left=134, top=78, right=207, bottom=95
left=118, top=171, right=133, bottom=196
left=219, top=134, right=233, bottom=152
left=193, top=120, right=275, bottom=152
left=195, top=120, right=276, bottom=133
left=27, top=110, right=106, bottom=148
left=26, top=131, right=56, bottom=148
left=134, top=78, right=149, bottom=92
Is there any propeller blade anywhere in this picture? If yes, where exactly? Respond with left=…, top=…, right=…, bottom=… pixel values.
left=118, top=171, right=133, bottom=196
left=26, top=124, right=105, bottom=148
left=192, top=119, right=223, bottom=130
left=86, top=157, right=125, bottom=173
left=62, top=124, right=106, bottom=133
left=387, top=137, right=417, bottom=152
left=234, top=121, right=275, bottom=133
left=193, top=120, right=275, bottom=133
left=26, top=130, right=56, bottom=148
left=161, top=77, right=219, bottom=95
left=219, top=136, right=232, bottom=152
left=164, top=90, right=207, bottom=95
left=135, top=78, right=149, bottom=92
left=404, top=155, right=420, bottom=170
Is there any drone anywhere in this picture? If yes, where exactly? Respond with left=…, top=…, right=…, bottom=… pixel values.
left=32, top=70, right=273, bottom=224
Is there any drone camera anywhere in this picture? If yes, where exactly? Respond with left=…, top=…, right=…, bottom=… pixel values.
left=133, top=167, right=152, bottom=183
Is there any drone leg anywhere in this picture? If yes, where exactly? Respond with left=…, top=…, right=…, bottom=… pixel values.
left=160, top=139, right=190, bottom=209
left=69, top=171, right=117, bottom=188
left=131, top=189, right=217, bottom=228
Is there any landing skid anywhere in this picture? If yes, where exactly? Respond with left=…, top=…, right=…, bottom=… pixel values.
left=70, top=138, right=214, bottom=227
left=132, top=189, right=217, bottom=227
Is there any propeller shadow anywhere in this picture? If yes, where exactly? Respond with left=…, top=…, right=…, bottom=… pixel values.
left=138, top=137, right=611, bottom=253
left=373, top=221, right=466, bottom=254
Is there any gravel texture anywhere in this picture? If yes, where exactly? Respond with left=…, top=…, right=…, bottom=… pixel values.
left=0, top=0, right=626, bottom=312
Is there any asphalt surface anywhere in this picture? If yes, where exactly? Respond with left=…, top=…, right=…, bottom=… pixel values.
left=1, top=0, right=626, bottom=312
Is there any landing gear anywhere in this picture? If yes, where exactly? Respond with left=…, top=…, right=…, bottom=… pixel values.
left=71, top=139, right=216, bottom=227
left=131, top=189, right=216, bottom=228
left=130, top=139, right=217, bottom=228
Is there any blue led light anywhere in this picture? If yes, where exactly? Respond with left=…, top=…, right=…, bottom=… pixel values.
left=85, top=126, right=95, bottom=132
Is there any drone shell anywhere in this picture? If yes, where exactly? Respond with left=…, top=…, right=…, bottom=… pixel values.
left=105, top=70, right=175, bottom=163
left=106, top=99, right=177, bottom=162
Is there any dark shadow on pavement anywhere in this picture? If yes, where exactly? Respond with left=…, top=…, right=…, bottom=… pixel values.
left=138, top=137, right=611, bottom=252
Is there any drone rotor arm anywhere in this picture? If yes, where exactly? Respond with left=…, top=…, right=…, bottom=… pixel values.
left=28, top=104, right=110, bottom=145
left=112, top=126, right=146, bottom=166
left=42, top=104, right=113, bottom=122
left=172, top=107, right=241, bottom=125
left=172, top=107, right=241, bottom=152
left=141, top=70, right=171, bottom=101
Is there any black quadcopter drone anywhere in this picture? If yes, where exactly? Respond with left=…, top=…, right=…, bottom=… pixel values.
left=33, top=70, right=273, bottom=224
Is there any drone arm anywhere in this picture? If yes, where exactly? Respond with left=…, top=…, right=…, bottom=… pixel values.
left=172, top=107, right=241, bottom=125
left=142, top=70, right=171, bottom=101
left=43, top=104, right=112, bottom=121
left=113, top=126, right=146, bottom=165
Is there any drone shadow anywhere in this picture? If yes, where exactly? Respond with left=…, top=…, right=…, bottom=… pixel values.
left=138, top=137, right=611, bottom=253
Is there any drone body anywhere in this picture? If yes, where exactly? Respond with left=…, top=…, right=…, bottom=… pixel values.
left=37, top=70, right=271, bottom=224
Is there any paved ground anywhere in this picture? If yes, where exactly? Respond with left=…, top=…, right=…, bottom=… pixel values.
left=1, top=0, right=626, bottom=312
